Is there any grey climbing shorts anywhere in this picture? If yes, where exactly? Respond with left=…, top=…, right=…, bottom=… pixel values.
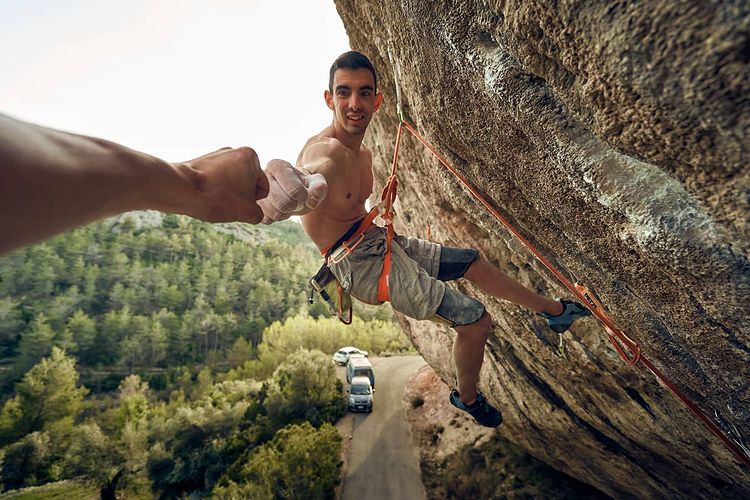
left=327, top=226, right=486, bottom=326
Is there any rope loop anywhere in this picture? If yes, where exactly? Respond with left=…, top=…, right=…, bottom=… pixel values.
left=607, top=328, right=642, bottom=365
left=574, top=282, right=641, bottom=365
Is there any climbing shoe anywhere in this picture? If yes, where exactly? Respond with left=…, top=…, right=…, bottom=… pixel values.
left=540, top=299, right=592, bottom=333
left=449, top=389, right=502, bottom=428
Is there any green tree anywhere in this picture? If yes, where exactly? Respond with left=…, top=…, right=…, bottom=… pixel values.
left=166, top=310, right=194, bottom=364
left=106, top=251, right=130, bottom=288
left=81, top=263, right=100, bottom=307
left=0, top=397, right=23, bottom=444
left=109, top=282, right=136, bottom=311
left=115, top=375, right=150, bottom=431
left=17, top=348, right=87, bottom=435
left=146, top=395, right=252, bottom=497
left=147, top=318, right=168, bottom=367
left=213, top=280, right=238, bottom=316
left=264, top=349, right=345, bottom=428
left=63, top=376, right=151, bottom=498
left=65, top=309, right=97, bottom=360
left=70, top=255, right=87, bottom=288
left=10, top=313, right=55, bottom=380
left=232, top=315, right=410, bottom=382
left=156, top=282, right=185, bottom=311
left=94, top=307, right=133, bottom=364
left=214, top=422, right=341, bottom=500
left=29, top=254, right=57, bottom=299
left=61, top=422, right=119, bottom=489
left=0, top=297, right=24, bottom=355
left=192, top=367, right=214, bottom=401
left=0, top=431, right=59, bottom=490
left=228, top=337, right=253, bottom=368
left=46, top=285, right=82, bottom=331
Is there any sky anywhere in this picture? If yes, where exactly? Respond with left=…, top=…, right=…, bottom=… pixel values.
left=0, top=0, right=351, bottom=166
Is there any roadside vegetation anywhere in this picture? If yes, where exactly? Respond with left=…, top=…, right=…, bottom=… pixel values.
left=0, top=214, right=410, bottom=498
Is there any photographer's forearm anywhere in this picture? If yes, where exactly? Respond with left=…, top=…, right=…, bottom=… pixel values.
left=0, top=114, right=196, bottom=255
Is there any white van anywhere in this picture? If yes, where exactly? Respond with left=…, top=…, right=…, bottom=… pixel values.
left=346, top=356, right=375, bottom=390
left=348, top=375, right=374, bottom=413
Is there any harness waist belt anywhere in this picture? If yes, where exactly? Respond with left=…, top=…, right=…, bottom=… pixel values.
left=324, top=218, right=364, bottom=258
left=321, top=207, right=380, bottom=258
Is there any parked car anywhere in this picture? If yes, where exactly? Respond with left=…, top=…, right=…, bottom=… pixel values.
left=332, top=346, right=369, bottom=365
left=348, top=375, right=374, bottom=413
left=346, top=355, right=375, bottom=390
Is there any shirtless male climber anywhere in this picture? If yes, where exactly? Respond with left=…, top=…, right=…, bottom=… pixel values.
left=259, top=51, right=591, bottom=427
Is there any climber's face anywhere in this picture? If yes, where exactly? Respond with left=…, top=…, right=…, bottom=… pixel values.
left=325, top=68, right=383, bottom=137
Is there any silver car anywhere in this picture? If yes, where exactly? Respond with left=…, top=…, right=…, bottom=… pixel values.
left=332, top=346, right=368, bottom=365
left=347, top=376, right=374, bottom=413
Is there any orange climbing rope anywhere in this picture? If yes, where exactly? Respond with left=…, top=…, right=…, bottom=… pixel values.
left=375, top=120, right=403, bottom=302
left=383, top=117, right=750, bottom=468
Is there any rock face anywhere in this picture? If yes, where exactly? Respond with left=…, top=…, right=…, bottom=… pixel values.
left=334, top=1, right=749, bottom=497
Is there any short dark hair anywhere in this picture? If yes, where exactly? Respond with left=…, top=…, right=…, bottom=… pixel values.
left=328, top=51, right=377, bottom=93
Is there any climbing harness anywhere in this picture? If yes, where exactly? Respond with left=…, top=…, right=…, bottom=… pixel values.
left=308, top=263, right=352, bottom=324
left=309, top=206, right=381, bottom=324
left=384, top=48, right=750, bottom=468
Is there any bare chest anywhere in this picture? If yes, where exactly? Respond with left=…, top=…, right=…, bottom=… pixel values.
left=329, top=158, right=373, bottom=210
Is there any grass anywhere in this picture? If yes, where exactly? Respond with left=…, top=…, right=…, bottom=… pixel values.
left=0, top=480, right=99, bottom=499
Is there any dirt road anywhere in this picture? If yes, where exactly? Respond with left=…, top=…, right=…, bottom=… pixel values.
left=338, top=355, right=427, bottom=500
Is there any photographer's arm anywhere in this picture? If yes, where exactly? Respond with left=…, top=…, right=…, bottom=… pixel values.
left=0, top=113, right=269, bottom=255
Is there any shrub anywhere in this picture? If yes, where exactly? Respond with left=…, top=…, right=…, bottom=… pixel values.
left=264, top=349, right=346, bottom=428
left=213, top=422, right=342, bottom=500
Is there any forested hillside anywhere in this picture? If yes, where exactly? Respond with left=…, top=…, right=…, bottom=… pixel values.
left=0, top=213, right=410, bottom=498
left=0, top=214, right=318, bottom=385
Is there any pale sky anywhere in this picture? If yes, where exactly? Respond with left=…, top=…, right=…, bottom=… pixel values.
left=0, top=0, right=350, bottom=166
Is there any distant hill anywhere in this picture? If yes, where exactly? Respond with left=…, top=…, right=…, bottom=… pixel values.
left=109, top=210, right=316, bottom=250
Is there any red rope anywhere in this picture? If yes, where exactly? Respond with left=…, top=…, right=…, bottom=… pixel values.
left=392, top=119, right=750, bottom=469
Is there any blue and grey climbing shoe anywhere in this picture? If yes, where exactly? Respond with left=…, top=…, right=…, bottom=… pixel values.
left=540, top=299, right=592, bottom=333
left=449, top=389, right=502, bottom=427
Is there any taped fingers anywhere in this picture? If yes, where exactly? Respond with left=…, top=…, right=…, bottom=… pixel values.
left=259, top=160, right=329, bottom=223
left=257, top=174, right=301, bottom=223
left=257, top=193, right=289, bottom=224
left=267, top=171, right=305, bottom=211
left=266, top=159, right=308, bottom=204
left=305, top=172, right=328, bottom=208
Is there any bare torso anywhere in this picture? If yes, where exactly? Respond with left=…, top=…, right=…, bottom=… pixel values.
left=299, top=125, right=374, bottom=251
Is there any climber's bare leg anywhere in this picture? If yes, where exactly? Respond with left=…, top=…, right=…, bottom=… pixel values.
left=453, top=311, right=492, bottom=404
left=463, top=256, right=562, bottom=315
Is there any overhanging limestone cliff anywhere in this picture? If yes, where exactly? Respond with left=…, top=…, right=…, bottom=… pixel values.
left=334, top=1, right=750, bottom=497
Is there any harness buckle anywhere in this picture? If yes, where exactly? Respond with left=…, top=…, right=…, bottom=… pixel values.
left=327, top=232, right=365, bottom=265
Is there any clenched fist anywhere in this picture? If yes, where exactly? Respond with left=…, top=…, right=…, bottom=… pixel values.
left=258, top=159, right=328, bottom=224
left=180, top=147, right=270, bottom=224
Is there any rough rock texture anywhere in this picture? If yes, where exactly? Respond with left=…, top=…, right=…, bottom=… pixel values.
left=334, top=1, right=750, bottom=497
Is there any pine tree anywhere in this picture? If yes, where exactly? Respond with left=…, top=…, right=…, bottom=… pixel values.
left=65, top=310, right=96, bottom=360
left=11, top=313, right=56, bottom=380
left=1, top=347, right=88, bottom=442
